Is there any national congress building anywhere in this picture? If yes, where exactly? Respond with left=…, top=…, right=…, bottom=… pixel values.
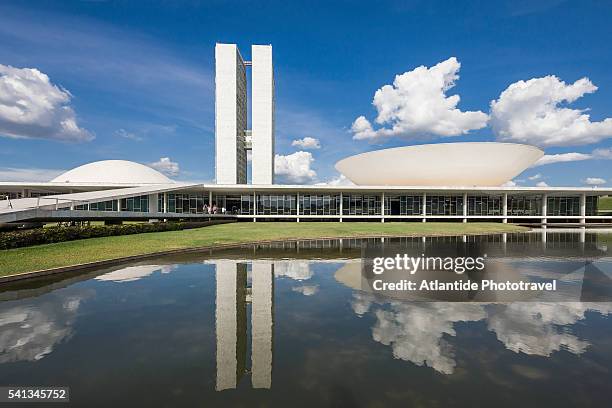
left=1, top=43, right=610, bottom=227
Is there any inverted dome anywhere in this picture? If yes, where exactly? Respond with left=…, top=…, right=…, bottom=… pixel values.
left=51, top=160, right=173, bottom=184
left=335, top=142, right=543, bottom=187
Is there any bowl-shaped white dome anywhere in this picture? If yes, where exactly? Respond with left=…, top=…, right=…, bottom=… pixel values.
left=51, top=160, right=173, bottom=184
left=335, top=142, right=543, bottom=187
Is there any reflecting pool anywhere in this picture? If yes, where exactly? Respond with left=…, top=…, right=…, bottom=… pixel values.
left=1, top=231, right=611, bottom=407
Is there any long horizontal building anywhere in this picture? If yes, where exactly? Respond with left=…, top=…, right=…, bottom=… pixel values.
left=1, top=43, right=611, bottom=227
left=0, top=160, right=609, bottom=226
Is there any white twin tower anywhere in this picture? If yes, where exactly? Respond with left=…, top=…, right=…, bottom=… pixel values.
left=215, top=43, right=275, bottom=185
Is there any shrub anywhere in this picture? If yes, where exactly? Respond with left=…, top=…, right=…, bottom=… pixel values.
left=0, top=222, right=187, bottom=250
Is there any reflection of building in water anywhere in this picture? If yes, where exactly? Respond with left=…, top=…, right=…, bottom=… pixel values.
left=251, top=262, right=274, bottom=388
left=94, top=264, right=177, bottom=283
left=215, top=261, right=274, bottom=391
left=215, top=261, right=247, bottom=391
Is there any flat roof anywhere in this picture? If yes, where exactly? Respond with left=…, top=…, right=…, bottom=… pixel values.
left=1, top=182, right=611, bottom=195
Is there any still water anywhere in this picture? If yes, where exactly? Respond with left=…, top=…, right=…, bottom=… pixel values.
left=1, top=231, right=611, bottom=407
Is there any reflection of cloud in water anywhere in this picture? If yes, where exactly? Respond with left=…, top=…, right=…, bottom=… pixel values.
left=292, top=285, right=319, bottom=296
left=94, top=265, right=177, bottom=283
left=351, top=292, right=612, bottom=374
left=487, top=302, right=612, bottom=356
left=0, top=291, right=91, bottom=363
left=371, top=301, right=486, bottom=374
left=351, top=292, right=374, bottom=316
left=274, top=261, right=312, bottom=281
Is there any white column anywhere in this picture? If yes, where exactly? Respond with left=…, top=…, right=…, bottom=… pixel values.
left=116, top=199, right=121, bottom=212
left=252, top=45, right=274, bottom=185
left=251, top=262, right=274, bottom=389
left=541, top=194, right=548, bottom=229
left=148, top=193, right=158, bottom=213
left=462, top=192, right=468, bottom=223
left=339, top=192, right=343, bottom=222
left=209, top=191, right=213, bottom=209
left=253, top=191, right=257, bottom=222
left=422, top=192, right=427, bottom=223
left=502, top=193, right=508, bottom=223
left=580, top=193, right=586, bottom=226
left=163, top=192, right=168, bottom=213
left=215, top=43, right=247, bottom=184
left=296, top=192, right=300, bottom=223
left=148, top=193, right=158, bottom=222
left=381, top=192, right=385, bottom=223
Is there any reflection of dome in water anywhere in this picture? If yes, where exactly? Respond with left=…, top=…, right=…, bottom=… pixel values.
left=335, top=142, right=544, bottom=187
left=51, top=160, right=173, bottom=184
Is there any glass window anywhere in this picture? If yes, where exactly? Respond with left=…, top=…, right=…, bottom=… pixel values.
left=586, top=196, right=598, bottom=216
left=90, top=200, right=118, bottom=211
left=342, top=195, right=381, bottom=216
left=120, top=195, right=149, bottom=212
left=547, top=196, right=580, bottom=216
left=425, top=195, right=463, bottom=216
left=384, top=195, right=422, bottom=216
left=467, top=195, right=502, bottom=216
left=508, top=195, right=542, bottom=216
left=300, top=194, right=340, bottom=215
left=256, top=194, right=296, bottom=215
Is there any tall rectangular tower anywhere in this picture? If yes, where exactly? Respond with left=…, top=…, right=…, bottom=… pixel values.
left=215, top=43, right=247, bottom=184
left=251, top=45, right=275, bottom=185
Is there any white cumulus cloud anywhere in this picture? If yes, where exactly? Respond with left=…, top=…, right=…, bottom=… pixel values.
left=491, top=75, right=612, bottom=147
left=291, top=137, right=321, bottom=149
left=315, top=173, right=355, bottom=186
left=274, top=151, right=317, bottom=184
left=534, top=147, right=612, bottom=167
left=0, top=64, right=93, bottom=142
left=592, top=147, right=612, bottom=158
left=149, top=157, right=179, bottom=177
left=534, top=152, right=592, bottom=166
left=583, top=177, right=606, bottom=185
left=528, top=173, right=543, bottom=180
left=114, top=128, right=142, bottom=141
left=351, top=57, right=488, bottom=141
left=536, top=181, right=549, bottom=187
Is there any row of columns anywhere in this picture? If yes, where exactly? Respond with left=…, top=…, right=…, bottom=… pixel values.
left=141, top=191, right=590, bottom=226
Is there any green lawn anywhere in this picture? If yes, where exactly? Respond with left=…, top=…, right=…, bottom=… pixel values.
left=599, top=196, right=612, bottom=212
left=0, top=222, right=526, bottom=277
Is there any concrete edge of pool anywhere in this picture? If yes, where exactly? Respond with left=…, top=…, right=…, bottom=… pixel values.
left=0, top=230, right=532, bottom=284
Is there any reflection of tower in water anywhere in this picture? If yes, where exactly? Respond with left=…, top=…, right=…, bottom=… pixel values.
left=215, top=261, right=274, bottom=391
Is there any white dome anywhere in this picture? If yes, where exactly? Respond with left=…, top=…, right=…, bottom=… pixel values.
left=335, top=142, right=544, bottom=187
left=51, top=160, right=174, bottom=184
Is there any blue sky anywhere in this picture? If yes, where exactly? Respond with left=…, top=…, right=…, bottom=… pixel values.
left=0, top=0, right=611, bottom=186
